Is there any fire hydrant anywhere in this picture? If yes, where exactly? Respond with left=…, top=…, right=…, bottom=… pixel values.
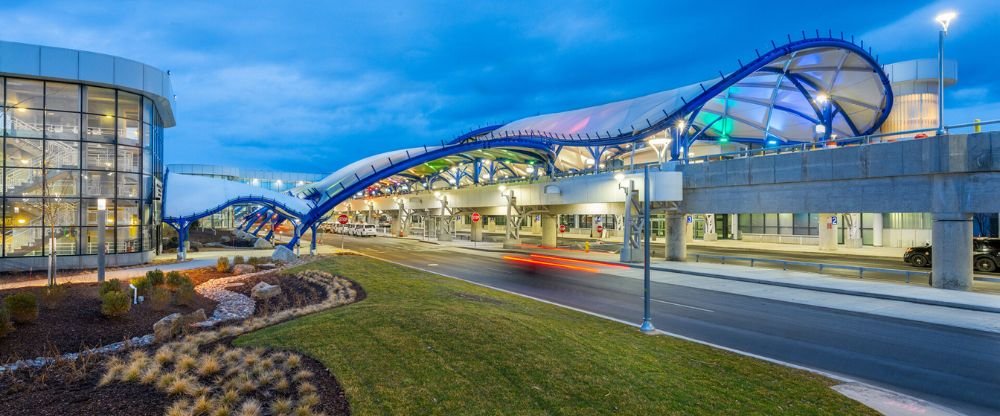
left=584, top=241, right=590, bottom=253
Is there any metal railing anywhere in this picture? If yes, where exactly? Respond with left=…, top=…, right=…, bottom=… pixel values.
left=688, top=118, right=1000, bottom=164
left=691, top=253, right=931, bottom=284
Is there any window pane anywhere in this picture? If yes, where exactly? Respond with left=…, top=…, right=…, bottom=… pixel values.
left=81, top=227, right=114, bottom=255
left=82, top=171, right=115, bottom=197
left=116, top=199, right=139, bottom=226
left=5, top=168, right=43, bottom=195
left=118, top=91, right=140, bottom=120
left=6, top=108, right=44, bottom=138
left=5, top=138, right=44, bottom=167
left=4, top=228, right=45, bottom=256
left=142, top=120, right=151, bottom=149
left=45, top=82, right=81, bottom=112
left=118, top=226, right=141, bottom=252
left=45, top=110, right=81, bottom=140
left=46, top=199, right=80, bottom=226
left=44, top=226, right=79, bottom=255
left=142, top=151, right=152, bottom=174
left=45, top=140, right=80, bottom=169
left=5, top=198, right=44, bottom=225
left=84, top=114, right=116, bottom=143
left=83, top=199, right=113, bottom=226
left=117, top=118, right=140, bottom=146
left=84, top=86, right=115, bottom=116
left=118, top=173, right=140, bottom=198
left=83, top=142, right=115, bottom=170
left=117, top=146, right=140, bottom=172
left=5, top=78, right=44, bottom=109
left=46, top=169, right=80, bottom=197
left=142, top=97, right=153, bottom=123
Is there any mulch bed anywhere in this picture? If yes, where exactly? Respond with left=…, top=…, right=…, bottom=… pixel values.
left=0, top=283, right=217, bottom=363
left=228, top=274, right=329, bottom=316
left=183, top=267, right=235, bottom=286
left=0, top=338, right=351, bottom=415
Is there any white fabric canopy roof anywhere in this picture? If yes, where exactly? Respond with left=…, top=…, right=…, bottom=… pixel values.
left=164, top=173, right=312, bottom=220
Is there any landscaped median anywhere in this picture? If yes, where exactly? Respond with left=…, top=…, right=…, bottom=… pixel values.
left=237, top=254, right=876, bottom=415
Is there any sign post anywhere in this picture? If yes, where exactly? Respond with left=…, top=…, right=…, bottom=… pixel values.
left=337, top=214, right=349, bottom=249
left=471, top=212, right=481, bottom=247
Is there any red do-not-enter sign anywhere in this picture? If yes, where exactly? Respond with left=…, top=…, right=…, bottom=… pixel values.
left=596, top=225, right=604, bottom=233
left=559, top=224, right=567, bottom=233
left=337, top=214, right=349, bottom=224
left=471, top=212, right=481, bottom=223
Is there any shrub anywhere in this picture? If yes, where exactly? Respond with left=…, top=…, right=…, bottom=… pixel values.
left=0, top=306, right=14, bottom=338
left=4, top=292, right=39, bottom=323
left=41, top=283, right=70, bottom=310
left=217, top=256, right=231, bottom=273
left=174, top=280, right=196, bottom=306
left=99, top=278, right=122, bottom=296
left=150, top=287, right=171, bottom=311
left=100, top=291, right=131, bottom=318
left=146, top=269, right=165, bottom=286
left=131, top=276, right=152, bottom=297
left=233, top=255, right=246, bottom=265
left=166, top=271, right=190, bottom=289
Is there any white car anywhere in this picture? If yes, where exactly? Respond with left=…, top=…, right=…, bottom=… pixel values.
left=361, top=224, right=377, bottom=237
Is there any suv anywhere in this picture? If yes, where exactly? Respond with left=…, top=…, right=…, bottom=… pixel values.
left=904, top=238, right=1000, bottom=272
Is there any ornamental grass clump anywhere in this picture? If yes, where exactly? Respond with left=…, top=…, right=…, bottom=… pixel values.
left=217, top=256, right=231, bottom=273
left=40, top=282, right=70, bottom=310
left=4, top=292, right=39, bottom=323
left=98, top=278, right=122, bottom=296
left=0, top=306, right=14, bottom=338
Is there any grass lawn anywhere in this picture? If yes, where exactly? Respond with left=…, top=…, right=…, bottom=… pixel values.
left=236, top=254, right=875, bottom=415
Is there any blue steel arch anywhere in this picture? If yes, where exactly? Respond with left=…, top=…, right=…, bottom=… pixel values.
left=285, top=137, right=556, bottom=247
left=273, top=36, right=892, bottom=249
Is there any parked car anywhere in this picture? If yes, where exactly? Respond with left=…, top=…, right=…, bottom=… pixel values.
left=361, top=224, right=378, bottom=237
left=903, top=238, right=1000, bottom=272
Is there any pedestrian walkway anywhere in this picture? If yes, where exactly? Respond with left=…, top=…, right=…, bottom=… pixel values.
left=389, top=236, right=1000, bottom=334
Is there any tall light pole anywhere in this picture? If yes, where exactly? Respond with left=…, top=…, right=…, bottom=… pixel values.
left=935, top=11, right=956, bottom=136
left=97, top=198, right=107, bottom=283
left=639, top=166, right=655, bottom=333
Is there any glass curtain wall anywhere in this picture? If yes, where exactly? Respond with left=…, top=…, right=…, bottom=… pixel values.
left=1, top=77, right=163, bottom=257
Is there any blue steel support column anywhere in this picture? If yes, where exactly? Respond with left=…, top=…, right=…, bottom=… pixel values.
left=251, top=211, right=271, bottom=236
left=639, top=166, right=655, bottom=333
left=177, top=220, right=191, bottom=261
left=264, top=217, right=285, bottom=241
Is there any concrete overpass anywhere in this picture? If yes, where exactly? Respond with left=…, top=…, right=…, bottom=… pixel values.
left=337, top=132, right=1000, bottom=291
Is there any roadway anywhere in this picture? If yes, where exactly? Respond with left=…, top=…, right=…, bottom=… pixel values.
left=335, top=234, right=1000, bottom=415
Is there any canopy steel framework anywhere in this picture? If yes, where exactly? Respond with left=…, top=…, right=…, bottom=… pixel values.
left=161, top=36, right=893, bottom=252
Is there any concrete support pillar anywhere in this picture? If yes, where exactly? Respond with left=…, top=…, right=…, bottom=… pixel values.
left=437, top=216, right=452, bottom=241
left=540, top=214, right=557, bottom=248
left=819, top=213, right=837, bottom=251
left=703, top=213, right=718, bottom=241
left=872, top=213, right=884, bottom=247
left=390, top=215, right=401, bottom=237
left=730, top=214, right=740, bottom=240
left=665, top=212, right=687, bottom=261
left=844, top=213, right=863, bottom=248
left=531, top=215, right=541, bottom=234
left=487, top=217, right=497, bottom=232
left=931, top=212, right=973, bottom=290
left=471, top=217, right=483, bottom=242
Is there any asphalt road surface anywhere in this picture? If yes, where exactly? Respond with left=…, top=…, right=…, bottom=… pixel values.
left=337, top=235, right=1000, bottom=415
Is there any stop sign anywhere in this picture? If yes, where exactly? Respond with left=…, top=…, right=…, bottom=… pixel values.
left=337, top=214, right=349, bottom=224
left=471, top=212, right=481, bottom=223
left=559, top=224, right=567, bottom=233
left=596, top=225, right=604, bottom=233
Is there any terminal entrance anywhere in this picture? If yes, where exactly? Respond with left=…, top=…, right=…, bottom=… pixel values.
left=693, top=214, right=732, bottom=240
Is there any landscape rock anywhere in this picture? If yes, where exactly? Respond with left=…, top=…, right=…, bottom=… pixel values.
left=233, top=264, right=256, bottom=275
left=153, top=313, right=184, bottom=343
left=220, top=235, right=231, bottom=243
left=252, top=282, right=282, bottom=299
left=257, top=263, right=278, bottom=270
left=272, top=245, right=297, bottom=263
left=253, top=237, right=274, bottom=249
left=205, top=242, right=225, bottom=248
left=181, top=309, right=208, bottom=326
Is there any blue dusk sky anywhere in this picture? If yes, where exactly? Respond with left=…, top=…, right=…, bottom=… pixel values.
left=2, top=0, right=998, bottom=174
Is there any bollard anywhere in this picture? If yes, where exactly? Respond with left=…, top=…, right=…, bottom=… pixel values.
left=974, top=119, right=981, bottom=133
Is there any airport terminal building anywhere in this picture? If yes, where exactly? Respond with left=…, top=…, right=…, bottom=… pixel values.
left=0, top=41, right=174, bottom=271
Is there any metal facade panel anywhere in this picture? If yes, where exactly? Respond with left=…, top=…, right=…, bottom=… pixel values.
left=78, top=51, right=115, bottom=84
left=113, top=57, right=144, bottom=90
left=39, top=46, right=79, bottom=80
left=143, top=64, right=164, bottom=96
left=0, top=42, right=40, bottom=75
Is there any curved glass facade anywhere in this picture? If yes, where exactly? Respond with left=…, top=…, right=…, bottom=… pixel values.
left=1, top=76, right=164, bottom=257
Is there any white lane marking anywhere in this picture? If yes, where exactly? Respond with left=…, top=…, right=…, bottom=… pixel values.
left=645, top=297, right=714, bottom=313
left=427, top=263, right=438, bottom=266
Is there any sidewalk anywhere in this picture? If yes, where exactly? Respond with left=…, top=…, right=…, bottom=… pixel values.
left=397, top=237, right=1000, bottom=334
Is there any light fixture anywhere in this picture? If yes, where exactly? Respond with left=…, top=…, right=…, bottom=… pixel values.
left=675, top=120, right=686, bottom=129
left=815, top=93, right=829, bottom=105
left=525, top=166, right=535, bottom=173
left=97, top=198, right=107, bottom=210
left=499, top=185, right=507, bottom=192
left=935, top=11, right=957, bottom=32
left=584, top=158, right=595, bottom=165
left=648, top=137, right=670, bottom=145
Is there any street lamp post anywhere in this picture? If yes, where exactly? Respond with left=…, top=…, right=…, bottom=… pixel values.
left=639, top=166, right=655, bottom=333
left=935, top=11, right=956, bottom=136
left=97, top=198, right=107, bottom=283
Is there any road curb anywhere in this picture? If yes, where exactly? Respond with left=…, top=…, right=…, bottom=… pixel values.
left=454, top=245, right=1000, bottom=315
